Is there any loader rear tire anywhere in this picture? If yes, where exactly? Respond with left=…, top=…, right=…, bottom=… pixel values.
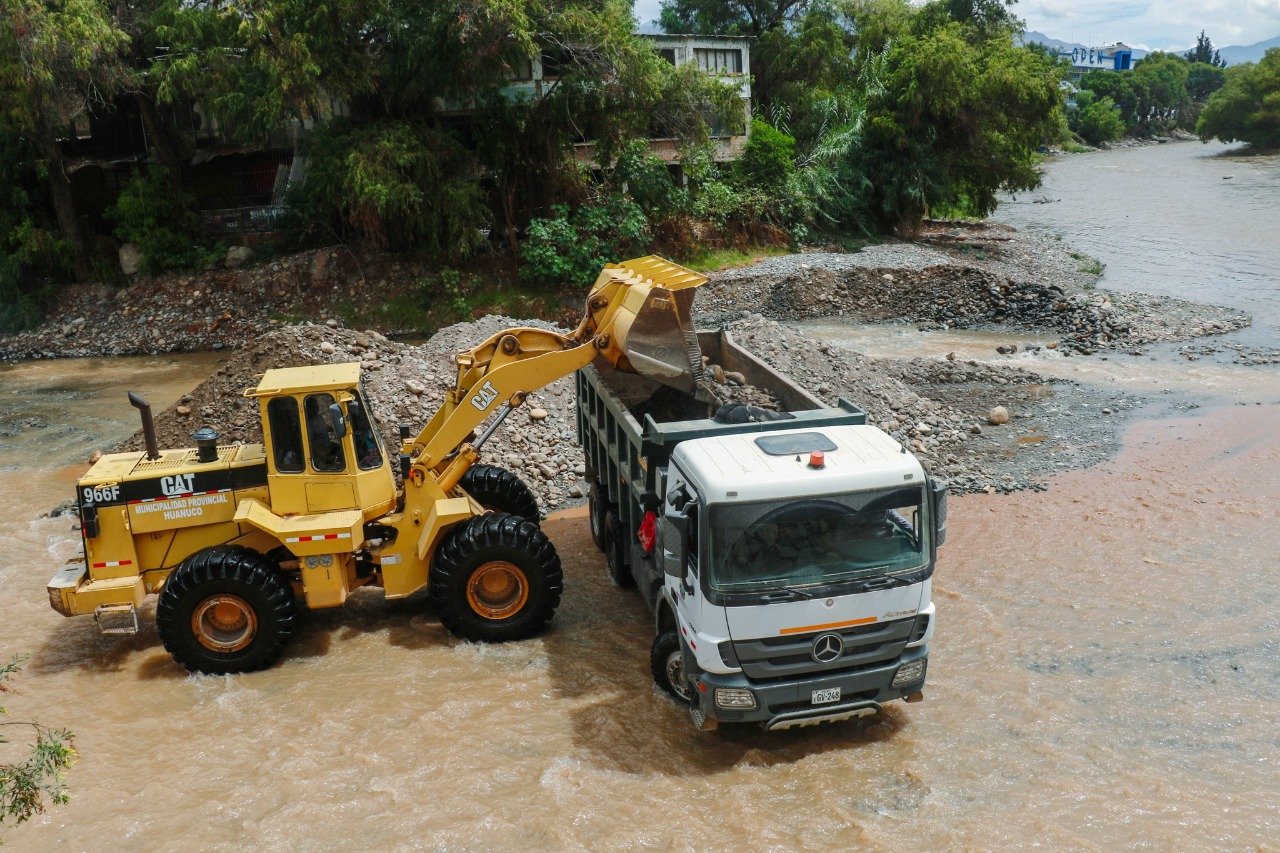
left=459, top=464, right=541, bottom=524
left=431, top=513, right=563, bottom=642
left=156, top=546, right=296, bottom=675
left=600, top=509, right=634, bottom=588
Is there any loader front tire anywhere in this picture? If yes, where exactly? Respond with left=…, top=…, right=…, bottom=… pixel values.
left=156, top=546, right=296, bottom=675
left=431, top=513, right=563, bottom=642
left=459, top=464, right=541, bottom=524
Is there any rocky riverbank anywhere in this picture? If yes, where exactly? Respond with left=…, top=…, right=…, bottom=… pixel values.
left=32, top=219, right=1261, bottom=503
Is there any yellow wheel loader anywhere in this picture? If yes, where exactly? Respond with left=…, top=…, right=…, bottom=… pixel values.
left=47, top=257, right=709, bottom=674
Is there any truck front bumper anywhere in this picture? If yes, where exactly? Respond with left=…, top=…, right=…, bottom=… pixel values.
left=693, top=646, right=928, bottom=730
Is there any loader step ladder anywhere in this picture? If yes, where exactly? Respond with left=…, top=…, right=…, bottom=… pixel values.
left=94, top=603, right=140, bottom=635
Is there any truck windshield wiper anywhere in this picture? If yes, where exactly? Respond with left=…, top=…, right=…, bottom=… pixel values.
left=757, top=587, right=813, bottom=602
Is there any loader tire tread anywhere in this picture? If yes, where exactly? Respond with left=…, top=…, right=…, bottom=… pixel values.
left=431, top=513, right=563, bottom=642
left=156, top=545, right=296, bottom=675
left=459, top=464, right=541, bottom=524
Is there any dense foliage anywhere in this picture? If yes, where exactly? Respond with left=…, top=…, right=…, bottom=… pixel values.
left=1068, top=34, right=1230, bottom=142
left=0, top=0, right=1073, bottom=302
left=108, top=167, right=214, bottom=273
left=1198, top=49, right=1280, bottom=149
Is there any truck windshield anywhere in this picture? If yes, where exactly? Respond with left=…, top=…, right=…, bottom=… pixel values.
left=707, top=486, right=928, bottom=592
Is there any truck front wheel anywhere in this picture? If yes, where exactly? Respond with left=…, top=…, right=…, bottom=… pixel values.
left=155, top=546, right=297, bottom=674
left=650, top=631, right=694, bottom=703
left=431, top=513, right=563, bottom=642
left=459, top=464, right=541, bottom=524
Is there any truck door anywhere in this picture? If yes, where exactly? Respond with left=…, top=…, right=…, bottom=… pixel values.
left=661, top=467, right=702, bottom=630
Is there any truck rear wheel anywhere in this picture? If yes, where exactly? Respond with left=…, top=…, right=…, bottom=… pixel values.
left=651, top=631, right=694, bottom=703
left=156, top=546, right=296, bottom=674
left=431, top=513, right=563, bottom=642
left=588, top=482, right=609, bottom=550
left=459, top=464, right=540, bottom=524
left=600, top=509, right=635, bottom=588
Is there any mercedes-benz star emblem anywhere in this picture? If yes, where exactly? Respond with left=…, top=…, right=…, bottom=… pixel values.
left=812, top=633, right=843, bottom=663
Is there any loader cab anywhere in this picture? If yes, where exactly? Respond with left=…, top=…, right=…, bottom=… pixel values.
left=247, top=364, right=396, bottom=519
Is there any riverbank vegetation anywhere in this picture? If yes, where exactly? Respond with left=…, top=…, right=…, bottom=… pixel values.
left=1197, top=48, right=1280, bottom=150
left=0, top=0, right=1065, bottom=333
left=0, top=656, right=75, bottom=836
left=1060, top=38, right=1229, bottom=147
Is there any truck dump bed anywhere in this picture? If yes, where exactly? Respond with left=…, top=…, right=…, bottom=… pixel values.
left=576, top=330, right=868, bottom=544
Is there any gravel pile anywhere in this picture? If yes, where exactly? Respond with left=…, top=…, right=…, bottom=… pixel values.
left=724, top=316, right=1050, bottom=492
left=702, top=241, right=1248, bottom=355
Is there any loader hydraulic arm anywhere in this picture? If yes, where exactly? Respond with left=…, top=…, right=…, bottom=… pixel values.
left=403, top=257, right=709, bottom=477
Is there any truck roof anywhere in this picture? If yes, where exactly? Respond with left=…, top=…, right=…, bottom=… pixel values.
left=673, top=424, right=925, bottom=504
left=246, top=363, right=362, bottom=397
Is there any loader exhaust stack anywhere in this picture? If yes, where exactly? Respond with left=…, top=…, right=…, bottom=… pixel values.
left=128, top=392, right=161, bottom=461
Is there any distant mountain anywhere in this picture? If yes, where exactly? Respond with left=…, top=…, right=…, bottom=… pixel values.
left=1217, top=35, right=1280, bottom=65
left=1020, top=31, right=1149, bottom=60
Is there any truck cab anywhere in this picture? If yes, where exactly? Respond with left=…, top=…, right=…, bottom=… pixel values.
left=656, top=424, right=945, bottom=730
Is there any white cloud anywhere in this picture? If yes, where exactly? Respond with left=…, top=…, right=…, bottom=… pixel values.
left=633, top=0, right=1280, bottom=50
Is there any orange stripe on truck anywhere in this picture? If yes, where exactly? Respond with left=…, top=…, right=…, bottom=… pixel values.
left=780, top=616, right=876, bottom=635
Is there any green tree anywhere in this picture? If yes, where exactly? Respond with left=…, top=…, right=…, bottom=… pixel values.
left=1184, top=30, right=1225, bottom=68
left=1080, top=68, right=1139, bottom=127
left=829, top=21, right=1062, bottom=234
left=1198, top=48, right=1280, bottom=149
left=1, top=656, right=76, bottom=833
left=0, top=0, right=131, bottom=279
left=1186, top=62, right=1228, bottom=101
left=1076, top=96, right=1125, bottom=146
left=1132, top=52, right=1191, bottom=133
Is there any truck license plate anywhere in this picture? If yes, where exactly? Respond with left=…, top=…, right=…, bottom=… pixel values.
left=811, top=687, right=841, bottom=705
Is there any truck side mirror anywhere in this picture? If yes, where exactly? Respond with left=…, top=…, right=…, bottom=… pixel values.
left=328, top=403, right=348, bottom=439
left=663, top=509, right=689, bottom=578
left=930, top=478, right=949, bottom=548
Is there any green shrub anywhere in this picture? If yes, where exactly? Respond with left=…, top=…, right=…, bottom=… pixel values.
left=1077, top=97, right=1126, bottom=146
left=737, top=119, right=796, bottom=193
left=611, top=139, right=685, bottom=219
left=520, top=197, right=650, bottom=286
left=108, top=168, right=212, bottom=273
left=1198, top=49, right=1280, bottom=149
left=293, top=121, right=489, bottom=257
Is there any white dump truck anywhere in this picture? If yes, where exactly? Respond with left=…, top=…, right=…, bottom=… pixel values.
left=576, top=330, right=947, bottom=731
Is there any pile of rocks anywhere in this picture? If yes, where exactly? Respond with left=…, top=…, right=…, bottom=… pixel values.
left=703, top=261, right=1249, bottom=355
left=114, top=317, right=591, bottom=515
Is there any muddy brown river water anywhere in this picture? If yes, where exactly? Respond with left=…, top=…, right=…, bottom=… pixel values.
left=2, top=358, right=1279, bottom=849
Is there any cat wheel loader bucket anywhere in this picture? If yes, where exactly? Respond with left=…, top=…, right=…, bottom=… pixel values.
left=594, top=256, right=716, bottom=403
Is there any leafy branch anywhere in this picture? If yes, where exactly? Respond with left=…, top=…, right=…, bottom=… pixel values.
left=0, top=655, right=76, bottom=834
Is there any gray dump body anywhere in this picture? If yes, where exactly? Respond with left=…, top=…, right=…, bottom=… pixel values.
left=576, top=329, right=867, bottom=600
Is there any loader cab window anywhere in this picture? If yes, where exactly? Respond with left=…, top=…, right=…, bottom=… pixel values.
left=347, top=390, right=383, bottom=470
left=304, top=393, right=347, bottom=473
left=267, top=396, right=305, bottom=473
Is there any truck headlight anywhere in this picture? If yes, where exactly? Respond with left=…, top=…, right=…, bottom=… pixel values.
left=714, top=688, right=757, bottom=709
left=892, top=659, right=927, bottom=688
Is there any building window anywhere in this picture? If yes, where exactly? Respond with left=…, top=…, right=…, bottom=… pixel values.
left=694, top=48, right=742, bottom=74
left=656, top=48, right=676, bottom=65
left=512, top=57, right=534, bottom=81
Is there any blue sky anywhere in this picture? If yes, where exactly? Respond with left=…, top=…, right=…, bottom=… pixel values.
left=631, top=1, right=1280, bottom=51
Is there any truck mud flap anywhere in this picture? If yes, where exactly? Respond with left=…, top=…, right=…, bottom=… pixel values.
left=764, top=700, right=881, bottom=732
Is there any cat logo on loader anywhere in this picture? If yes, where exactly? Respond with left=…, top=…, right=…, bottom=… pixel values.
left=47, top=258, right=711, bottom=674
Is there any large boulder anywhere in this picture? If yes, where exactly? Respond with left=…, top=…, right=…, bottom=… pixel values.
left=224, top=245, right=253, bottom=269
left=119, top=243, right=141, bottom=276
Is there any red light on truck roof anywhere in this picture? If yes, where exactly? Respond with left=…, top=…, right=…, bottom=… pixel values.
left=808, top=451, right=825, bottom=469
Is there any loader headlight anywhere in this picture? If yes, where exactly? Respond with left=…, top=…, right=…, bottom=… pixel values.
left=892, top=659, right=927, bottom=688
left=714, top=688, right=757, bottom=709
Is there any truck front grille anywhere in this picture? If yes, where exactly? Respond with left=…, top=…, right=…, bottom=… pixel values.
left=731, top=616, right=916, bottom=683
